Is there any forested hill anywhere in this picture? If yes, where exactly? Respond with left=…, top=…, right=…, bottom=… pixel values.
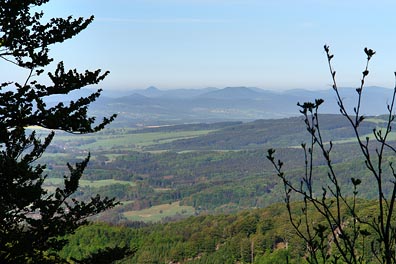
left=84, top=86, right=395, bottom=127
left=145, top=114, right=377, bottom=151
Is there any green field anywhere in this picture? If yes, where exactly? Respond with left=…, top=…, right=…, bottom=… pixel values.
left=331, top=130, right=396, bottom=145
left=51, top=129, right=215, bottom=151
left=122, top=202, right=195, bottom=222
left=44, top=178, right=136, bottom=188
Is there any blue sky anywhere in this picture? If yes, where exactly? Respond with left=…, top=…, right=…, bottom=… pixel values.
left=7, top=0, right=396, bottom=91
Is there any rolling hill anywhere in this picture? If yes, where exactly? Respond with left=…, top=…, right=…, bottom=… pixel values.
left=84, top=86, right=396, bottom=127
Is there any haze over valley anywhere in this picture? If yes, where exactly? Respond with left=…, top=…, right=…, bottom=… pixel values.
left=54, top=85, right=396, bottom=128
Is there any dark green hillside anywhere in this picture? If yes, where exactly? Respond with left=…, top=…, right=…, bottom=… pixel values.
left=75, top=149, right=287, bottom=212
left=147, top=114, right=376, bottom=151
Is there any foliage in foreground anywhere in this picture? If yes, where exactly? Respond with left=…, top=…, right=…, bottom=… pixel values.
left=0, top=1, right=117, bottom=262
left=61, top=200, right=385, bottom=263
left=268, top=46, right=396, bottom=263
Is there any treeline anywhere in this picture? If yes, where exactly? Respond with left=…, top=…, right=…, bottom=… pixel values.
left=60, top=204, right=299, bottom=263
left=60, top=199, right=385, bottom=263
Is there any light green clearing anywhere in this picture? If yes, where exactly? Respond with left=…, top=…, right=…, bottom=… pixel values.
left=51, top=129, right=214, bottom=151
left=123, top=202, right=195, bottom=223
left=332, top=129, right=396, bottom=145
left=289, top=127, right=396, bottom=148
left=119, top=200, right=135, bottom=206
left=364, top=118, right=388, bottom=125
left=44, top=178, right=136, bottom=188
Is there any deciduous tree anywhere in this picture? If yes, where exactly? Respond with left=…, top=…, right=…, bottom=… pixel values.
left=268, top=46, right=396, bottom=263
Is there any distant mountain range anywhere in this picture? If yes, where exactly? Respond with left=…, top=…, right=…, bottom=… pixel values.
left=51, top=86, right=396, bottom=127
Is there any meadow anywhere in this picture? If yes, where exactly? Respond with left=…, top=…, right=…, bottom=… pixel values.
left=122, top=202, right=195, bottom=222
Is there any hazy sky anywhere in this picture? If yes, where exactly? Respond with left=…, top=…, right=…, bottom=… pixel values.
left=5, top=0, right=396, bottom=91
